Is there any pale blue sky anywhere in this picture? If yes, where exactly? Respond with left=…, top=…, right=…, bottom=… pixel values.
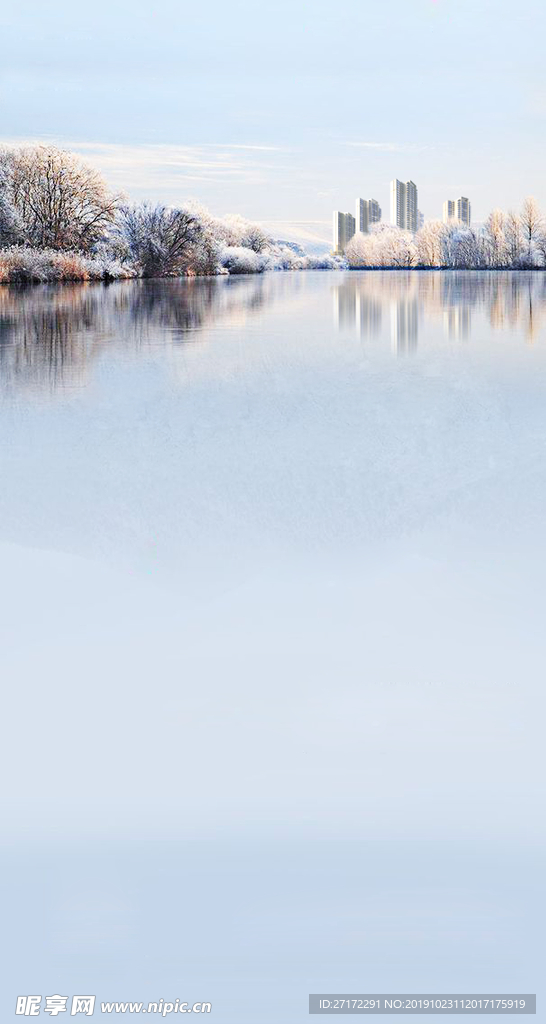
left=2, top=0, right=546, bottom=238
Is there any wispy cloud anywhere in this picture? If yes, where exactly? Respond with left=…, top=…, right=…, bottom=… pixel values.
left=0, top=138, right=287, bottom=193
left=346, top=142, right=401, bottom=150
left=201, top=144, right=283, bottom=152
left=345, top=142, right=433, bottom=152
left=70, top=142, right=281, bottom=187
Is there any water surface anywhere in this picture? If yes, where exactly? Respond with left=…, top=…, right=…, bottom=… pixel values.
left=0, top=272, right=544, bottom=1020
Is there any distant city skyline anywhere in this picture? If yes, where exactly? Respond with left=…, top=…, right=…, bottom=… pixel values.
left=334, top=183, right=473, bottom=252
left=2, top=0, right=546, bottom=243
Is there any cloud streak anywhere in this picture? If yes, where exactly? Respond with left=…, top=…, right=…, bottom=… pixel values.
left=1, top=139, right=288, bottom=192
left=345, top=142, right=433, bottom=152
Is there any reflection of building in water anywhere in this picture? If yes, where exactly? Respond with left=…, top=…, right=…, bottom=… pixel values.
left=333, top=281, right=382, bottom=338
left=334, top=271, right=546, bottom=351
left=391, top=298, right=419, bottom=354
left=443, top=306, right=471, bottom=339
left=356, top=293, right=382, bottom=337
left=333, top=283, right=357, bottom=331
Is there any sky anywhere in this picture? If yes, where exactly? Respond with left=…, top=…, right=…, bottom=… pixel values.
left=2, top=0, right=546, bottom=240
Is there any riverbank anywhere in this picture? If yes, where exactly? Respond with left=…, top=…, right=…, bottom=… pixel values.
left=0, top=247, right=136, bottom=284
left=0, top=245, right=345, bottom=283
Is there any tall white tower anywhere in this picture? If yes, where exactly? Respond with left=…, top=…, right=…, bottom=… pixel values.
left=390, top=180, right=418, bottom=232
left=333, top=211, right=356, bottom=253
left=356, top=198, right=382, bottom=234
left=356, top=199, right=369, bottom=234
left=456, top=197, right=471, bottom=226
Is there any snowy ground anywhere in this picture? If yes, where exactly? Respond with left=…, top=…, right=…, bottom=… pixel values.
left=0, top=272, right=543, bottom=1019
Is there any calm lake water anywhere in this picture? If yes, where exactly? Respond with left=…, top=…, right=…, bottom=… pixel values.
left=0, top=272, right=544, bottom=1020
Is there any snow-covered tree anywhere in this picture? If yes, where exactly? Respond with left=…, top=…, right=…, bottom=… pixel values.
left=346, top=224, right=417, bottom=268
left=220, top=214, right=270, bottom=253
left=416, top=220, right=449, bottom=267
left=520, top=196, right=543, bottom=266
left=483, top=209, right=508, bottom=268
left=441, top=223, right=484, bottom=269
left=385, top=227, right=418, bottom=268
left=345, top=231, right=373, bottom=266
left=115, top=203, right=219, bottom=277
left=504, top=211, right=524, bottom=267
left=0, top=145, right=119, bottom=252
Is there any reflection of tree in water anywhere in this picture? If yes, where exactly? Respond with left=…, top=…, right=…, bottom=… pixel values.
left=332, top=271, right=546, bottom=347
left=0, top=276, right=276, bottom=394
left=0, top=285, right=101, bottom=393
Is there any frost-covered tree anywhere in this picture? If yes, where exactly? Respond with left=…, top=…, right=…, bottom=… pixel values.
left=115, top=203, right=219, bottom=277
left=416, top=220, right=446, bottom=267
left=0, top=145, right=119, bottom=252
left=504, top=211, right=524, bottom=267
left=442, top=223, right=484, bottom=269
left=220, top=214, right=270, bottom=253
left=0, top=193, right=23, bottom=247
left=186, top=204, right=271, bottom=254
left=532, top=229, right=546, bottom=268
left=386, top=228, right=417, bottom=267
left=520, top=196, right=543, bottom=265
left=345, top=231, right=373, bottom=266
left=346, top=224, right=417, bottom=267
left=483, top=209, right=508, bottom=268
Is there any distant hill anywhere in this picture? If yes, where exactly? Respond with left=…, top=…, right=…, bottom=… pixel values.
left=259, top=221, right=332, bottom=256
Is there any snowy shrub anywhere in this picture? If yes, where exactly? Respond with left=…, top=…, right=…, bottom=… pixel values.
left=0, top=247, right=134, bottom=283
left=220, top=246, right=267, bottom=274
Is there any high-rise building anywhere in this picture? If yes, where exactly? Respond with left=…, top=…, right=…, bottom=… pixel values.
left=418, top=210, right=425, bottom=231
left=443, top=200, right=456, bottom=223
left=443, top=197, right=471, bottom=226
left=368, top=199, right=381, bottom=226
left=333, top=211, right=356, bottom=253
left=391, top=180, right=405, bottom=229
left=390, top=180, right=418, bottom=232
left=456, top=196, right=471, bottom=226
left=355, top=198, right=382, bottom=234
left=356, top=199, right=369, bottom=235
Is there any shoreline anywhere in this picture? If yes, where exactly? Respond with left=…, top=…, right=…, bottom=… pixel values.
left=3, top=265, right=546, bottom=287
